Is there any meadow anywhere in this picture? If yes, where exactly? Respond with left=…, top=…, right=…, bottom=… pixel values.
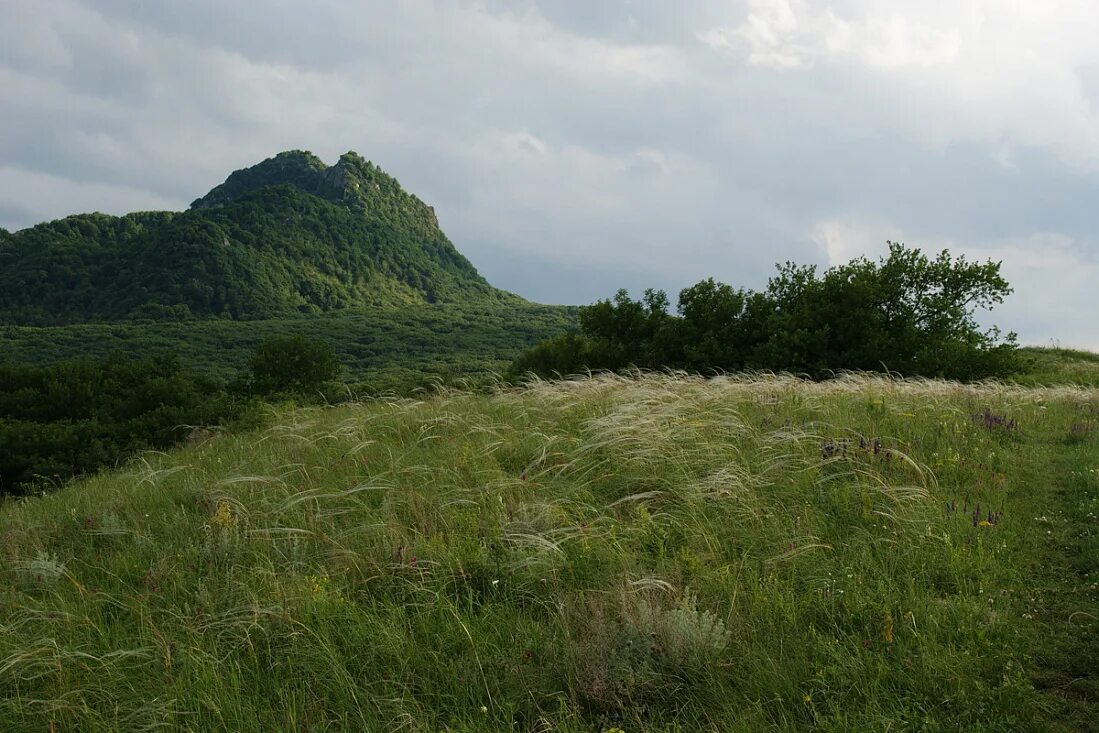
left=1016, top=347, right=1099, bottom=388
left=1, top=372, right=1096, bottom=731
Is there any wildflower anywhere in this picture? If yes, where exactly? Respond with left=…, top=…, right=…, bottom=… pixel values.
left=480, top=705, right=488, bottom=715
left=973, top=408, right=1018, bottom=432
left=211, top=499, right=236, bottom=529
left=305, top=574, right=330, bottom=596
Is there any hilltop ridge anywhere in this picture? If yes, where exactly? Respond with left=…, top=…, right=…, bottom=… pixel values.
left=190, top=150, right=442, bottom=232
left=0, top=151, right=514, bottom=325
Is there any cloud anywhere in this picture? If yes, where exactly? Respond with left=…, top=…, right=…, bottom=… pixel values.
left=813, top=218, right=895, bottom=267
left=699, top=0, right=961, bottom=71
left=698, top=0, right=1099, bottom=172
left=968, top=235, right=1099, bottom=351
left=0, top=166, right=182, bottom=230
left=699, top=0, right=811, bottom=69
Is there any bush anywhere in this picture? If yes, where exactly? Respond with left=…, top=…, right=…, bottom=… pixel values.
left=0, top=353, right=251, bottom=495
left=246, top=335, right=341, bottom=396
left=512, top=243, right=1021, bottom=381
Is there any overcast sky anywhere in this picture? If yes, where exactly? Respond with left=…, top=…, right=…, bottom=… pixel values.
left=2, top=1, right=1097, bottom=348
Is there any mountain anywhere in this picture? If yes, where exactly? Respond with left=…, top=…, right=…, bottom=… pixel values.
left=0, top=151, right=514, bottom=325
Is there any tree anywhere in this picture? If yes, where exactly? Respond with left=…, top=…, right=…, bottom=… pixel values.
left=511, top=243, right=1020, bottom=381
left=0, top=353, right=247, bottom=495
left=676, top=279, right=750, bottom=372
left=247, top=335, right=341, bottom=395
left=578, top=288, right=674, bottom=369
left=757, top=243, right=1018, bottom=378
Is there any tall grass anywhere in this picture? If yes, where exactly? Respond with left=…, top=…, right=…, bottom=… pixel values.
left=1, top=372, right=1097, bottom=731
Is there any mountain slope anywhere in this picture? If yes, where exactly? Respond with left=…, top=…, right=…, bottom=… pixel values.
left=0, top=151, right=512, bottom=325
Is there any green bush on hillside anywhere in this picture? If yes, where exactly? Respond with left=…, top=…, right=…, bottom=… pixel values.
left=245, top=335, right=341, bottom=396
left=0, top=354, right=254, bottom=495
left=513, top=243, right=1021, bottom=380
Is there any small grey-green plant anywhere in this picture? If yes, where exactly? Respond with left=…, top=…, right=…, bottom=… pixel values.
left=18, top=550, right=66, bottom=586
left=633, top=590, right=730, bottom=670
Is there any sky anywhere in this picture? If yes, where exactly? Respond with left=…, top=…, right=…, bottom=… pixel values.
left=1, top=0, right=1097, bottom=349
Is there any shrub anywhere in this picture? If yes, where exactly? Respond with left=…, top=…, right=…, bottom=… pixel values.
left=513, top=243, right=1021, bottom=381
left=246, top=335, right=341, bottom=396
left=0, top=353, right=249, bottom=495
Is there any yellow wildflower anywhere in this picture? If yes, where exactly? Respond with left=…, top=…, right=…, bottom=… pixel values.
left=212, top=499, right=236, bottom=529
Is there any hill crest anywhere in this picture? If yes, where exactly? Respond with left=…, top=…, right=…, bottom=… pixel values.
left=0, top=151, right=514, bottom=325
left=190, top=150, right=439, bottom=228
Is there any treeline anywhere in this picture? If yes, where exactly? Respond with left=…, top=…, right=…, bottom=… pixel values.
left=0, top=302, right=577, bottom=387
left=512, top=244, right=1021, bottom=381
left=0, top=336, right=340, bottom=496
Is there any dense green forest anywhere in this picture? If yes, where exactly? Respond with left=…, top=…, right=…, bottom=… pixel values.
left=0, top=354, right=254, bottom=495
left=0, top=151, right=514, bottom=325
left=1, top=303, right=575, bottom=389
left=0, top=333, right=369, bottom=495
left=513, top=244, right=1021, bottom=381
left=0, top=302, right=576, bottom=495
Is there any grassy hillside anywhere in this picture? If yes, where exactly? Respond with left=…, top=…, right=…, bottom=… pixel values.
left=1, top=374, right=1096, bottom=731
left=1017, top=347, right=1099, bottom=387
left=0, top=303, right=576, bottom=389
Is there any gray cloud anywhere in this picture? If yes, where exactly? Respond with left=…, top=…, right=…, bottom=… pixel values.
left=1, top=0, right=1097, bottom=349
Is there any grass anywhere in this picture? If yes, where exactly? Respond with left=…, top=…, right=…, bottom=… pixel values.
left=1016, top=347, right=1099, bottom=387
left=1, top=372, right=1097, bottom=731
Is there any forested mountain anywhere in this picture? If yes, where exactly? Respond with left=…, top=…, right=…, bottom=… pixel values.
left=0, top=151, right=514, bottom=325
